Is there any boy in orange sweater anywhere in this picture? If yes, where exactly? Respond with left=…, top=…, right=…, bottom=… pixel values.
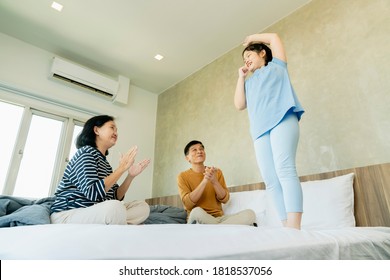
left=177, top=140, right=256, bottom=225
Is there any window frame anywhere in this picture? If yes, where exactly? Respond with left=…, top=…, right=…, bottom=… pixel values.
left=0, top=82, right=96, bottom=197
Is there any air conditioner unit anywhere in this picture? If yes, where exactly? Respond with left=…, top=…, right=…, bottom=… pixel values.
left=50, top=57, right=129, bottom=105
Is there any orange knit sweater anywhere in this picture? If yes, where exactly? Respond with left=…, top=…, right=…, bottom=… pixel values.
left=177, top=168, right=230, bottom=217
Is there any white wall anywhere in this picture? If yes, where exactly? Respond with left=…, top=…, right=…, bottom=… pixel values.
left=153, top=0, right=390, bottom=197
left=0, top=32, right=158, bottom=201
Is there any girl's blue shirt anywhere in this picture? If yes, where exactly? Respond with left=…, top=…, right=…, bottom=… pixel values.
left=244, top=57, right=304, bottom=140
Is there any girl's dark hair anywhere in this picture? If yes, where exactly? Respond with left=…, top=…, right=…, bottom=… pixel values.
left=76, top=115, right=114, bottom=155
left=242, top=43, right=273, bottom=65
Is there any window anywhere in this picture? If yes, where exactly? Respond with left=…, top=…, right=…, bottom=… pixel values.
left=0, top=100, right=85, bottom=198
left=13, top=113, right=63, bottom=198
left=0, top=102, right=24, bottom=194
left=69, top=123, right=83, bottom=160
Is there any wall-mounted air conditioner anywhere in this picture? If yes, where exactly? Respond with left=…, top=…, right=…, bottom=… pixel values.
left=50, top=56, right=129, bottom=105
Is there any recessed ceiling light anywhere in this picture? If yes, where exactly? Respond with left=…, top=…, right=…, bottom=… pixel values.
left=51, top=2, right=63, bottom=12
left=154, top=54, right=164, bottom=61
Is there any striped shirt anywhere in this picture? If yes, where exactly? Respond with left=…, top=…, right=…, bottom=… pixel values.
left=50, top=145, right=119, bottom=213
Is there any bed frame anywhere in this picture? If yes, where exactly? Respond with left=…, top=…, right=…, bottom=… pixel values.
left=146, top=163, right=390, bottom=227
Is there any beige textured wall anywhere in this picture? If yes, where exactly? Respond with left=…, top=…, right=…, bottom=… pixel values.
left=152, top=0, right=390, bottom=197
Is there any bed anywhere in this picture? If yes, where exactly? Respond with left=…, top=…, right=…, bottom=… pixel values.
left=0, top=163, right=389, bottom=260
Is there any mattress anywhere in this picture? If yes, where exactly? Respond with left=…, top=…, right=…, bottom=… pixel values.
left=0, top=224, right=389, bottom=260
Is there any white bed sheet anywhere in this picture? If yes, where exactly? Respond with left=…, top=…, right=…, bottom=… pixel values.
left=0, top=224, right=389, bottom=260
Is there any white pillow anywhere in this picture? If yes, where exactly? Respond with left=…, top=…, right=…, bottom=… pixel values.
left=263, top=193, right=283, bottom=227
left=222, top=190, right=267, bottom=225
left=301, top=173, right=355, bottom=230
left=223, top=172, right=355, bottom=229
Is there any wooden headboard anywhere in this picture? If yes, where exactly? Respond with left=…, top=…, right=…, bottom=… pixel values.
left=146, top=163, right=390, bottom=227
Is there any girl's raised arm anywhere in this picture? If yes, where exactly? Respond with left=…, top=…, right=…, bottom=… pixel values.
left=243, top=33, right=286, bottom=62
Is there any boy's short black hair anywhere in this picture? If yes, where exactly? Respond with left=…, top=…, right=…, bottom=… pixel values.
left=184, top=140, right=204, bottom=156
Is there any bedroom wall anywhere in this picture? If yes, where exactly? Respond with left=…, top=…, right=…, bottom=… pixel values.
left=152, top=0, right=390, bottom=197
left=0, top=32, right=158, bottom=201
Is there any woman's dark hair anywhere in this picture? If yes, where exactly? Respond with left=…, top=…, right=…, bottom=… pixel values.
left=242, top=43, right=273, bottom=66
left=184, top=140, right=204, bottom=156
left=76, top=115, right=114, bottom=155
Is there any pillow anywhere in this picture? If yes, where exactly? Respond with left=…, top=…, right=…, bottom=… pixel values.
left=222, top=190, right=267, bottom=225
left=263, top=193, right=283, bottom=227
left=301, top=173, right=355, bottom=230
left=223, top=172, right=355, bottom=229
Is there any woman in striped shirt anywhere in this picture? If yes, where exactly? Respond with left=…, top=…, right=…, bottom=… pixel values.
left=50, top=115, right=151, bottom=225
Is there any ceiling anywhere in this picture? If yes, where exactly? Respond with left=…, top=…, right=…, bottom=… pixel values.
left=0, top=0, right=310, bottom=94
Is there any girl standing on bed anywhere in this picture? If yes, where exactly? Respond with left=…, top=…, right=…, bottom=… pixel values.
left=50, top=115, right=151, bottom=225
left=234, top=33, right=304, bottom=229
